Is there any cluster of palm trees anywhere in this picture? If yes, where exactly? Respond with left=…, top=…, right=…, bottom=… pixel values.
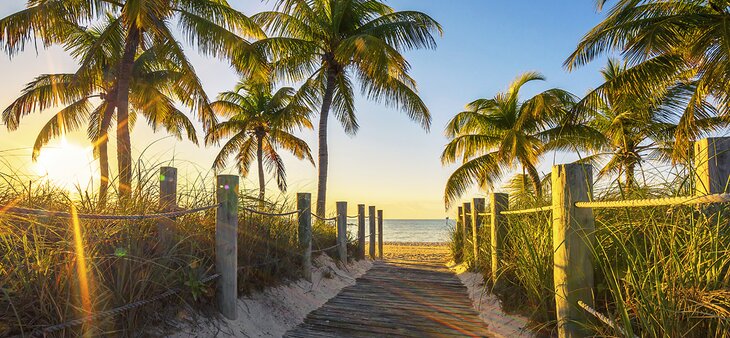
left=443, top=0, right=730, bottom=207
left=0, top=0, right=441, bottom=216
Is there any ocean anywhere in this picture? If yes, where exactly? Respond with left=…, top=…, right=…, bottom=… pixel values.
left=346, top=219, right=455, bottom=243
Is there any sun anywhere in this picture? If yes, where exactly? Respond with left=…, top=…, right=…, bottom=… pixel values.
left=34, top=138, right=98, bottom=191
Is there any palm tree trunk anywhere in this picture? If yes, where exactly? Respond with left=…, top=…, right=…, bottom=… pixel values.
left=115, top=25, right=140, bottom=199
left=98, top=99, right=115, bottom=207
left=525, top=164, right=543, bottom=199
left=256, top=134, right=265, bottom=204
left=315, top=65, right=337, bottom=217
left=625, top=164, right=635, bottom=195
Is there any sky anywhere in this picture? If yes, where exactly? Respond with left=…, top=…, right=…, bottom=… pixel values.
left=0, top=1, right=610, bottom=219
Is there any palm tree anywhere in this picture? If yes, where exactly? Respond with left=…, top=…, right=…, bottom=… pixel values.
left=565, top=0, right=730, bottom=158
left=2, top=17, right=200, bottom=203
left=0, top=0, right=266, bottom=197
left=441, top=72, right=601, bottom=208
left=254, top=0, right=442, bottom=216
left=576, top=59, right=721, bottom=193
left=206, top=80, right=314, bottom=203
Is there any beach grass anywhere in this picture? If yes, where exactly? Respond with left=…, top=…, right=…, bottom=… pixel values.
left=0, top=167, right=338, bottom=336
left=450, top=177, right=730, bottom=337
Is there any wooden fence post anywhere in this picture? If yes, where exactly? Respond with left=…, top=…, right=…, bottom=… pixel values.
left=158, top=166, right=177, bottom=246
left=216, top=175, right=239, bottom=320
left=456, top=206, right=464, bottom=263
left=336, top=201, right=348, bottom=263
left=369, top=206, right=376, bottom=259
left=552, top=164, right=595, bottom=338
left=462, top=202, right=472, bottom=263
left=695, top=137, right=730, bottom=195
left=471, top=198, right=486, bottom=267
left=377, top=210, right=384, bottom=260
left=357, top=204, right=366, bottom=259
left=490, top=193, right=508, bottom=285
left=298, top=193, right=312, bottom=282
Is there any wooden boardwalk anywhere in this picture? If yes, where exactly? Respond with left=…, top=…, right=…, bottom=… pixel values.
left=285, top=260, right=492, bottom=337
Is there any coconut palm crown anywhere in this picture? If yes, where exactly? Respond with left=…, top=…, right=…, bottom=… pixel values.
left=253, top=0, right=442, bottom=216
left=2, top=16, right=200, bottom=203
left=206, top=79, right=314, bottom=202
left=565, top=0, right=730, bottom=159
left=442, top=72, right=603, bottom=208
left=0, top=0, right=266, bottom=197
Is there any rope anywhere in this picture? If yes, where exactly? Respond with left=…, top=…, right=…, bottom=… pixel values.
left=311, top=213, right=336, bottom=222
left=312, top=243, right=340, bottom=253
left=500, top=205, right=552, bottom=215
left=34, top=273, right=220, bottom=336
left=574, top=193, right=730, bottom=209
left=578, top=301, right=637, bottom=338
left=477, top=212, right=492, bottom=216
left=241, top=206, right=299, bottom=217
left=2, top=204, right=219, bottom=220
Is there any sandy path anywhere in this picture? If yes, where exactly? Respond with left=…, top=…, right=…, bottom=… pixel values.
left=168, top=255, right=371, bottom=337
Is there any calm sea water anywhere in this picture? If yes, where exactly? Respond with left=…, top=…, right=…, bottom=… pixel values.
left=346, top=219, right=455, bottom=243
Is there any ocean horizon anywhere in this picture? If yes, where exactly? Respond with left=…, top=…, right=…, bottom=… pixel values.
left=346, top=218, right=455, bottom=243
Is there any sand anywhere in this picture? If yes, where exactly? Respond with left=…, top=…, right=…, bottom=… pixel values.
left=168, top=243, right=532, bottom=337
left=380, top=241, right=451, bottom=263
left=168, top=254, right=371, bottom=337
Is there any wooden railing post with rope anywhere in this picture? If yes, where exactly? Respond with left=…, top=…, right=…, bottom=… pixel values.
left=456, top=206, right=464, bottom=263
left=298, top=193, right=313, bottom=282
left=462, top=202, right=472, bottom=263
left=489, top=193, right=507, bottom=284
left=216, top=174, right=239, bottom=320
left=695, top=137, right=730, bottom=195
left=552, top=163, right=595, bottom=338
left=357, top=204, right=366, bottom=259
left=369, top=206, right=377, bottom=259
left=158, top=166, right=177, bottom=247
left=471, top=198, right=485, bottom=267
left=377, top=209, right=384, bottom=259
left=336, top=201, right=348, bottom=263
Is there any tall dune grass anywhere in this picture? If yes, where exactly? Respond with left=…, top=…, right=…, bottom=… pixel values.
left=449, top=175, right=730, bottom=337
left=0, top=166, right=338, bottom=336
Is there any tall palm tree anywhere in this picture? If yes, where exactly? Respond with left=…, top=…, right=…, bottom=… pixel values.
left=576, top=59, right=721, bottom=193
left=0, top=0, right=266, bottom=197
left=2, top=17, right=200, bottom=203
left=206, top=80, right=314, bottom=202
left=565, top=0, right=730, bottom=158
left=254, top=0, right=442, bottom=216
left=441, top=72, right=601, bottom=207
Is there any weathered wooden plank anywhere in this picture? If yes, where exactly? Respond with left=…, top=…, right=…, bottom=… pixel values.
left=284, top=259, right=493, bottom=337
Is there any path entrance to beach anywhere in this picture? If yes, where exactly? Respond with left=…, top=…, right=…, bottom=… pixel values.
left=284, top=256, right=492, bottom=337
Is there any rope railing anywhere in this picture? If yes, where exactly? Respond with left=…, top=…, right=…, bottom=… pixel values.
left=240, top=206, right=299, bottom=217
left=578, top=301, right=637, bottom=338
left=575, top=193, right=730, bottom=209
left=33, top=273, right=221, bottom=336
left=34, top=256, right=287, bottom=336
left=312, top=243, right=340, bottom=253
left=311, top=213, right=337, bottom=222
left=500, top=205, right=552, bottom=215
left=1, top=204, right=220, bottom=220
left=477, top=212, right=491, bottom=216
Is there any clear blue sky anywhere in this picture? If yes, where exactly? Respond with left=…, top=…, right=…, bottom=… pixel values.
left=0, top=1, right=609, bottom=218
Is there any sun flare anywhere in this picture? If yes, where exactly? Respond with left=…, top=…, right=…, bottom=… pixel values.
left=33, top=138, right=98, bottom=191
